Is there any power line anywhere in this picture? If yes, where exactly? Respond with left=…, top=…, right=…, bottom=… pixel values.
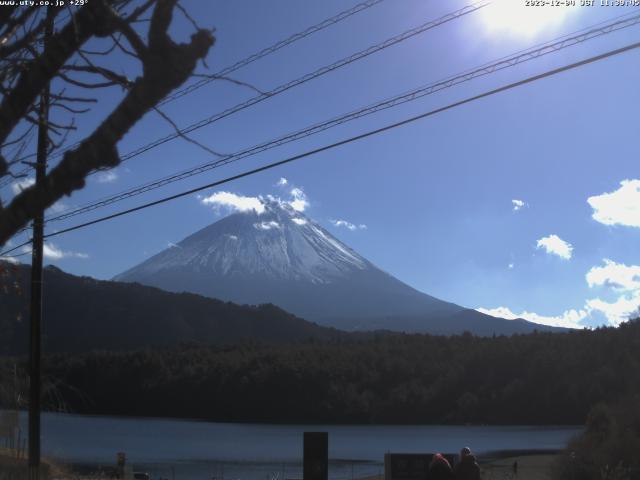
left=22, top=0, right=489, bottom=218
left=0, top=249, right=31, bottom=259
left=0, top=239, right=32, bottom=258
left=44, top=10, right=640, bottom=224
left=43, top=0, right=487, bottom=171
left=30, top=39, right=640, bottom=244
left=116, top=2, right=488, bottom=159
left=0, top=166, right=32, bottom=190
left=0, top=0, right=388, bottom=182
left=160, top=0, right=389, bottom=105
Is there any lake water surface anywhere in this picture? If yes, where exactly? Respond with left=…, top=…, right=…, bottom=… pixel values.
left=23, top=412, right=582, bottom=480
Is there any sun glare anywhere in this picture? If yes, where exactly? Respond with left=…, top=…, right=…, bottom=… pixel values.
left=480, top=0, right=575, bottom=37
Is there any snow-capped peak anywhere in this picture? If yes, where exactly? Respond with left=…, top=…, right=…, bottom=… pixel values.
left=116, top=201, right=367, bottom=284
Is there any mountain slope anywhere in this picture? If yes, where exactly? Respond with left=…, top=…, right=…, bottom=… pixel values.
left=115, top=200, right=563, bottom=335
left=0, top=262, right=341, bottom=355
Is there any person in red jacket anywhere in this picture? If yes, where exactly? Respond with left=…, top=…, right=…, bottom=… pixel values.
left=429, top=453, right=454, bottom=480
left=454, top=447, right=481, bottom=480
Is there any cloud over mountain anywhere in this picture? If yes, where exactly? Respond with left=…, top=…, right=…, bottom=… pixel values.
left=588, top=179, right=640, bottom=228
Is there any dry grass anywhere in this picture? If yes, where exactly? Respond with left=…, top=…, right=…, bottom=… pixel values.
left=481, top=455, right=557, bottom=480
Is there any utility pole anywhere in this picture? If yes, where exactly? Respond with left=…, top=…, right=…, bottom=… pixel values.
left=28, top=10, right=53, bottom=480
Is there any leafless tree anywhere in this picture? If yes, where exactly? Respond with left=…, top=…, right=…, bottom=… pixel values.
left=0, top=0, right=215, bottom=246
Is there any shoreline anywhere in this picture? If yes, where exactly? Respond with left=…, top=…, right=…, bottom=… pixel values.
left=3, top=442, right=564, bottom=480
left=480, top=453, right=558, bottom=480
left=479, top=448, right=561, bottom=462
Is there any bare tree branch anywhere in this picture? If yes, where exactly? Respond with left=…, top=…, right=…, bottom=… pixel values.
left=62, top=64, right=131, bottom=87
left=192, top=73, right=266, bottom=95
left=0, top=1, right=120, bottom=148
left=152, top=105, right=226, bottom=158
left=59, top=71, right=122, bottom=89
left=124, top=0, right=156, bottom=22
left=115, top=20, right=147, bottom=58
left=109, top=32, right=140, bottom=59
left=50, top=103, right=91, bottom=115
left=175, top=2, right=202, bottom=31
left=0, top=0, right=215, bottom=244
left=50, top=93, right=98, bottom=103
left=0, top=10, right=60, bottom=60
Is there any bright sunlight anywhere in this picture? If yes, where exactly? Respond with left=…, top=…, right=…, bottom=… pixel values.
left=480, top=0, right=577, bottom=37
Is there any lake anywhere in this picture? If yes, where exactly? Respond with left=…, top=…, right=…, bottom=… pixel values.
left=20, top=412, right=582, bottom=480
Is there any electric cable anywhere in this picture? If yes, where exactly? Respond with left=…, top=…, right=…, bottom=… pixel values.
left=16, top=39, right=637, bottom=247
left=44, top=10, right=640, bottom=224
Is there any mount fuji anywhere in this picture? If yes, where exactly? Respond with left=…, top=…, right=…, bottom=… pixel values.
left=115, top=200, right=561, bottom=335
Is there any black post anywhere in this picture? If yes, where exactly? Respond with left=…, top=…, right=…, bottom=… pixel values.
left=28, top=10, right=52, bottom=480
left=303, top=432, right=328, bottom=480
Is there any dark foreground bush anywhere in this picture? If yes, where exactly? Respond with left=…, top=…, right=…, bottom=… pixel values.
left=552, top=395, right=640, bottom=480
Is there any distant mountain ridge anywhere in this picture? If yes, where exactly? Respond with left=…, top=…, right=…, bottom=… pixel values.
left=115, top=200, right=564, bottom=335
left=0, top=262, right=341, bottom=355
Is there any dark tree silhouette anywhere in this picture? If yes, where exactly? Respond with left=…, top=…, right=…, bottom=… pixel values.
left=0, top=0, right=215, bottom=245
left=0, top=314, right=635, bottom=425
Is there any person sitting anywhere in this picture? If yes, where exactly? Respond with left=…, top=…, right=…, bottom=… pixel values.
left=454, top=447, right=480, bottom=480
left=429, top=453, right=454, bottom=480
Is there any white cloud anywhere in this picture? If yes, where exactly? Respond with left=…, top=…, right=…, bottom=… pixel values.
left=289, top=187, right=309, bottom=212
left=536, top=234, right=573, bottom=260
left=43, top=243, right=65, bottom=260
left=21, top=242, right=88, bottom=260
left=585, top=293, right=640, bottom=327
left=588, top=179, right=640, bottom=228
left=201, top=191, right=265, bottom=214
left=11, top=177, right=35, bottom=195
left=254, top=221, right=280, bottom=231
left=512, top=199, right=526, bottom=211
left=586, top=259, right=640, bottom=291
left=0, top=256, right=19, bottom=264
left=478, top=258, right=640, bottom=329
left=477, top=306, right=520, bottom=320
left=95, top=170, right=118, bottom=184
left=292, top=218, right=307, bottom=226
left=225, top=234, right=239, bottom=241
left=331, top=219, right=367, bottom=231
left=476, top=306, right=587, bottom=329
left=47, top=201, right=68, bottom=214
left=44, top=243, right=89, bottom=260
left=583, top=259, right=640, bottom=326
left=167, top=242, right=182, bottom=249
left=201, top=185, right=308, bottom=216
left=508, top=263, right=514, bottom=269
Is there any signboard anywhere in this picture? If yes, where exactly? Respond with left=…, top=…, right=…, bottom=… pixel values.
left=384, top=453, right=456, bottom=480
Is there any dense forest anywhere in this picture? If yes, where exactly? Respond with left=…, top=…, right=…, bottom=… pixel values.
left=0, top=263, right=341, bottom=354
left=2, top=319, right=638, bottom=425
left=0, top=263, right=564, bottom=355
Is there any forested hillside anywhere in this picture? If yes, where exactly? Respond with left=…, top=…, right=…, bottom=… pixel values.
left=0, top=263, right=341, bottom=354
left=5, top=319, right=635, bottom=425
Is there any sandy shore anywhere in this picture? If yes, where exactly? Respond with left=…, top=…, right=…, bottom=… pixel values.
left=358, top=453, right=558, bottom=480
left=1, top=451, right=558, bottom=480
left=481, top=455, right=557, bottom=480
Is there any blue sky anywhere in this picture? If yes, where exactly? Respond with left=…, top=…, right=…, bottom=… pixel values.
left=2, top=0, right=640, bottom=329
